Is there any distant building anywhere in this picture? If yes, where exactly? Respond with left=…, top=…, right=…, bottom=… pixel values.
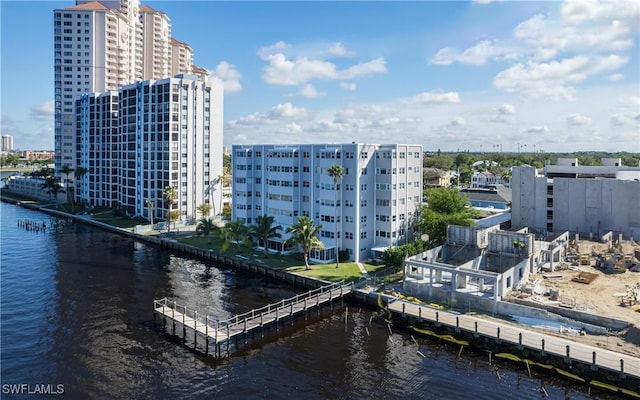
left=232, top=144, right=423, bottom=263
left=1, top=135, right=14, bottom=153
left=23, top=150, right=55, bottom=161
left=423, top=168, right=450, bottom=188
left=470, top=170, right=510, bottom=188
left=512, top=158, right=640, bottom=238
left=460, top=186, right=512, bottom=211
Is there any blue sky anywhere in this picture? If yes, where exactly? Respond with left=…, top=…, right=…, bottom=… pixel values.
left=1, top=0, right=639, bottom=153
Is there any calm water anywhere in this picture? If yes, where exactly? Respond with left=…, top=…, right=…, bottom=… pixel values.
left=0, top=201, right=607, bottom=399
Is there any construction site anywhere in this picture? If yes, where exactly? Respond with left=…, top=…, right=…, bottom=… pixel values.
left=507, top=236, right=640, bottom=357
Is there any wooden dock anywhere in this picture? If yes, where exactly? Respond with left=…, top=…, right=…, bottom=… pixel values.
left=154, top=282, right=353, bottom=356
left=387, top=299, right=640, bottom=380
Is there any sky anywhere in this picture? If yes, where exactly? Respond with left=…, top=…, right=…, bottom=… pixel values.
left=1, top=0, right=639, bottom=153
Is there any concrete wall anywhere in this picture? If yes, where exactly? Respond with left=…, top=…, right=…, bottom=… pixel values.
left=553, top=178, right=640, bottom=237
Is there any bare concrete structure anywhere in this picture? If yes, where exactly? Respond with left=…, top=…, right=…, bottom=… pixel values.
left=511, top=158, right=640, bottom=238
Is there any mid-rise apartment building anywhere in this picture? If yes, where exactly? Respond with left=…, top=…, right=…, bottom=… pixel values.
left=76, top=74, right=224, bottom=223
left=232, top=144, right=423, bottom=263
left=54, top=0, right=196, bottom=175
left=512, top=158, right=640, bottom=238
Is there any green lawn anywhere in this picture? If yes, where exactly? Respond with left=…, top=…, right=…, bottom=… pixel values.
left=178, top=232, right=390, bottom=283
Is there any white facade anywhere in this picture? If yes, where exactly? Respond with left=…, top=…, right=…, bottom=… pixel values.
left=170, top=38, right=194, bottom=77
left=139, top=5, right=172, bottom=80
left=470, top=171, right=510, bottom=188
left=54, top=0, right=194, bottom=175
left=512, top=160, right=640, bottom=238
left=116, top=75, right=224, bottom=223
left=1, top=135, right=14, bottom=153
left=232, top=144, right=423, bottom=263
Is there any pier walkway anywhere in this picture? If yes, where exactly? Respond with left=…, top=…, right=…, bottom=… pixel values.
left=154, top=282, right=353, bottom=356
left=388, top=299, right=640, bottom=379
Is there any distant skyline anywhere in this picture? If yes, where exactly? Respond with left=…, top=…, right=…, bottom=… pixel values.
left=1, top=0, right=639, bottom=153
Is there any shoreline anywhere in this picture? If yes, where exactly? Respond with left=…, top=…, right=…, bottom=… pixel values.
left=3, top=197, right=639, bottom=390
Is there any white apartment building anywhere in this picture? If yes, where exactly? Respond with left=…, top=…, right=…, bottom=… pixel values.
left=232, top=144, right=423, bottom=263
left=116, top=74, right=223, bottom=223
left=54, top=0, right=195, bottom=175
left=1, top=135, right=14, bottom=153
left=470, top=171, right=510, bottom=188
left=512, top=158, right=640, bottom=238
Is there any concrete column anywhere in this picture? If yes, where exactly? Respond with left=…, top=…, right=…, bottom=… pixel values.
left=451, top=272, right=456, bottom=302
left=429, top=268, right=433, bottom=298
left=479, top=278, right=484, bottom=292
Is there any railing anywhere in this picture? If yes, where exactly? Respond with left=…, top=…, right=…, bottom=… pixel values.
left=154, top=282, right=353, bottom=339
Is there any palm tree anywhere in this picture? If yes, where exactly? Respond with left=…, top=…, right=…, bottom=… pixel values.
left=59, top=164, right=74, bottom=185
left=195, top=217, right=217, bottom=244
left=163, top=186, right=178, bottom=233
left=328, top=164, right=344, bottom=268
left=74, top=166, right=88, bottom=208
left=197, top=203, right=211, bottom=219
left=220, top=220, right=251, bottom=253
left=286, top=216, right=324, bottom=270
left=58, top=165, right=74, bottom=212
left=146, top=199, right=155, bottom=226
left=251, top=214, right=283, bottom=256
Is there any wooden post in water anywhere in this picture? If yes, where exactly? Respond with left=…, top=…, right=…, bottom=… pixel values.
left=518, top=332, right=523, bottom=350
left=162, top=303, right=166, bottom=332
left=205, top=317, right=209, bottom=355
left=194, top=310, right=197, bottom=349
left=244, top=319, right=248, bottom=344
left=172, top=302, right=176, bottom=336
left=181, top=302, right=187, bottom=342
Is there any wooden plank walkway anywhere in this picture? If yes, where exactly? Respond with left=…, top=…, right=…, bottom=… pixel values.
left=388, top=299, right=640, bottom=379
left=154, top=282, right=353, bottom=354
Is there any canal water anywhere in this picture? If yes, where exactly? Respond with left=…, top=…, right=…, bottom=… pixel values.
left=0, top=201, right=610, bottom=399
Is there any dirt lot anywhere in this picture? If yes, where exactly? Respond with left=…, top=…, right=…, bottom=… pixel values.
left=510, top=239, right=640, bottom=357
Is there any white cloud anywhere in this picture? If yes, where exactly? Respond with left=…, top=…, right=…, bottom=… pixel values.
left=430, top=40, right=516, bottom=65
left=340, top=82, right=357, bottom=91
left=258, top=41, right=386, bottom=86
left=498, top=103, right=516, bottom=115
left=207, top=61, right=242, bottom=94
left=567, top=113, right=592, bottom=126
left=261, top=53, right=386, bottom=86
left=404, top=91, right=461, bottom=105
left=327, top=42, right=353, bottom=57
left=448, top=116, right=466, bottom=127
left=30, top=101, right=54, bottom=121
left=287, top=84, right=324, bottom=99
left=228, top=102, right=307, bottom=127
left=607, top=73, right=624, bottom=81
left=561, top=0, right=640, bottom=24
left=524, top=125, right=549, bottom=134
left=610, top=111, right=640, bottom=126
left=493, top=55, right=628, bottom=100
left=513, top=14, right=633, bottom=61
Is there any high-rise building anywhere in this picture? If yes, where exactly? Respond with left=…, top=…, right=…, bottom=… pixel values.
left=76, top=75, right=224, bottom=223
left=1, top=135, right=14, bottom=153
left=76, top=91, right=120, bottom=207
left=231, top=144, right=423, bottom=263
left=54, top=1, right=197, bottom=174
